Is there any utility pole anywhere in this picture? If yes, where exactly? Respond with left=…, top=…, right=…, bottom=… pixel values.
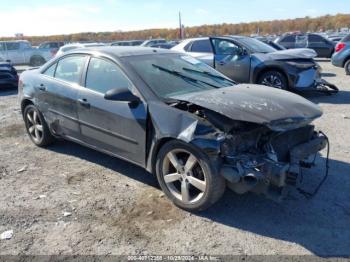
left=179, top=12, right=183, bottom=39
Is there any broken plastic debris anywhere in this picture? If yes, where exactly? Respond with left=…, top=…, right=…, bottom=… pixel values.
left=1, top=230, right=13, bottom=240
left=63, top=212, right=72, bottom=217
left=17, top=166, right=27, bottom=173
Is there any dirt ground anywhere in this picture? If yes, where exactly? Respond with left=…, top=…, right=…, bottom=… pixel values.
left=0, top=61, right=349, bottom=257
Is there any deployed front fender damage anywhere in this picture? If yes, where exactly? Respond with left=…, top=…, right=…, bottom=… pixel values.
left=146, top=101, right=223, bottom=173
left=146, top=85, right=328, bottom=201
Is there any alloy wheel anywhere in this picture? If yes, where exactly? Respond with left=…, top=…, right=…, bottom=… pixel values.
left=162, top=149, right=207, bottom=204
left=26, top=109, right=43, bottom=143
left=261, top=75, right=283, bottom=89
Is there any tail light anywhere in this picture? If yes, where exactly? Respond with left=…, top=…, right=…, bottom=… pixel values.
left=335, top=42, right=346, bottom=52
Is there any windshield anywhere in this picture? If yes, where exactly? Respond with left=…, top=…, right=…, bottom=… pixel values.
left=126, top=54, right=234, bottom=99
left=239, top=37, right=277, bottom=53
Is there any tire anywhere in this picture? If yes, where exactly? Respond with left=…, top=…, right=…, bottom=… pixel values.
left=30, top=56, right=45, bottom=67
left=23, top=104, right=55, bottom=147
left=257, top=71, right=288, bottom=90
left=155, top=140, right=226, bottom=211
left=345, top=59, right=350, bottom=75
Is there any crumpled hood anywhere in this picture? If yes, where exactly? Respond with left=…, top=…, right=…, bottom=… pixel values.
left=253, top=48, right=317, bottom=61
left=171, top=84, right=323, bottom=130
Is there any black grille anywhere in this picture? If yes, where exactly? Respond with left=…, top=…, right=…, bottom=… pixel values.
left=270, top=125, right=314, bottom=162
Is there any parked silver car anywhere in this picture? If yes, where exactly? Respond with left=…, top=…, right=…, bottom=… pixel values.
left=0, top=40, right=54, bottom=66
left=331, top=34, right=350, bottom=75
left=55, top=43, right=106, bottom=57
left=172, top=36, right=338, bottom=94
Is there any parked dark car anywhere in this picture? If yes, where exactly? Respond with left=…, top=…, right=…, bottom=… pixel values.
left=0, top=59, right=18, bottom=88
left=274, top=33, right=335, bottom=58
left=110, top=40, right=144, bottom=46
left=331, top=34, right=350, bottom=75
left=150, top=42, right=177, bottom=49
left=172, top=36, right=337, bottom=93
left=19, top=47, right=327, bottom=211
left=258, top=39, right=286, bottom=50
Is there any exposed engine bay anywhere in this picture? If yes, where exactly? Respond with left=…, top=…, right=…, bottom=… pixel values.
left=171, top=100, right=328, bottom=201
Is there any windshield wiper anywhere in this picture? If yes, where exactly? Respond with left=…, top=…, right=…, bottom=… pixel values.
left=182, top=67, right=236, bottom=85
left=152, top=64, right=221, bottom=88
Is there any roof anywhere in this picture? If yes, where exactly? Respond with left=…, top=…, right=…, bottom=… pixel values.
left=69, top=46, right=179, bottom=57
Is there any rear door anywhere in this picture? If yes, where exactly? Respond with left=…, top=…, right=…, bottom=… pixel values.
left=278, top=35, right=296, bottom=49
left=38, top=55, right=88, bottom=139
left=77, top=56, right=147, bottom=166
left=5, top=42, right=25, bottom=64
left=307, top=34, right=333, bottom=57
left=210, top=37, right=251, bottom=83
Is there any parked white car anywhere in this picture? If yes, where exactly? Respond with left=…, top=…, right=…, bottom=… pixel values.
left=55, top=43, right=106, bottom=57
left=0, top=40, right=54, bottom=66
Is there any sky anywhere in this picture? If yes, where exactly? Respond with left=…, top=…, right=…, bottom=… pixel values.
left=0, top=0, right=349, bottom=37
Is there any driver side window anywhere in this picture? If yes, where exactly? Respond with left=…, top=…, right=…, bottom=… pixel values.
left=212, top=39, right=240, bottom=55
left=85, top=57, right=132, bottom=94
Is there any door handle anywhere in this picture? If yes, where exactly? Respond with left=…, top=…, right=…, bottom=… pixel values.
left=78, top=98, right=90, bottom=108
left=38, top=84, right=46, bottom=91
left=219, top=61, right=226, bottom=66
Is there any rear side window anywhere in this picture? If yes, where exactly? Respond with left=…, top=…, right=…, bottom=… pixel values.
left=85, top=57, right=132, bottom=94
left=6, top=42, right=20, bottom=50
left=43, top=63, right=57, bottom=77
left=55, top=56, right=87, bottom=84
left=190, top=40, right=213, bottom=53
left=280, top=35, right=296, bottom=43
left=308, top=34, right=325, bottom=43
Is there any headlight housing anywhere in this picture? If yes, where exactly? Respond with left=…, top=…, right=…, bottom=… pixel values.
left=286, top=61, right=316, bottom=70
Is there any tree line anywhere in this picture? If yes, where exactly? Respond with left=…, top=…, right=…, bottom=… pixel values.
left=1, top=13, right=349, bottom=45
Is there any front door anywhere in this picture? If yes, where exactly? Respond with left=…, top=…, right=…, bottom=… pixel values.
left=77, top=57, right=147, bottom=166
left=210, top=38, right=251, bottom=83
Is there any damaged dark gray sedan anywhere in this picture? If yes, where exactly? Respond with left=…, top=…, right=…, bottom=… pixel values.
left=18, top=47, right=327, bottom=211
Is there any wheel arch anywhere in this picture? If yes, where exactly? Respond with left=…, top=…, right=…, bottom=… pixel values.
left=342, top=55, right=350, bottom=67
left=147, top=136, right=175, bottom=174
left=21, top=99, right=34, bottom=116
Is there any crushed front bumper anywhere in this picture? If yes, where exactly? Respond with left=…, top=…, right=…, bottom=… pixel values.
left=222, top=132, right=328, bottom=202
left=294, top=66, right=338, bottom=94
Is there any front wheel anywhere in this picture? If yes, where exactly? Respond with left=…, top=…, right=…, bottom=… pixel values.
left=155, top=140, right=226, bottom=211
left=344, top=59, right=350, bottom=75
left=257, top=71, right=288, bottom=90
left=24, top=105, right=55, bottom=147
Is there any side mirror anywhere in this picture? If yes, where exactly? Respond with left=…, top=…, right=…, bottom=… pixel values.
left=104, top=87, right=140, bottom=104
left=239, top=48, right=248, bottom=56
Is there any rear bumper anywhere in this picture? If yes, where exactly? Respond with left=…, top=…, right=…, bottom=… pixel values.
left=0, top=72, right=18, bottom=87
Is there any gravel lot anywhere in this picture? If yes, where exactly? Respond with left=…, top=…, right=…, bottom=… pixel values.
left=0, top=61, right=349, bottom=257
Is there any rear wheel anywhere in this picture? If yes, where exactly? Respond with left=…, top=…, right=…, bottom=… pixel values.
left=30, top=56, right=45, bottom=67
left=257, top=71, right=288, bottom=90
left=345, top=59, right=350, bottom=75
left=24, top=105, right=55, bottom=147
left=155, top=140, right=226, bottom=211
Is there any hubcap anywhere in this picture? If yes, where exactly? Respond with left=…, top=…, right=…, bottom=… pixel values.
left=261, top=75, right=283, bottom=89
left=26, top=109, right=43, bottom=143
left=162, top=149, right=206, bottom=204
